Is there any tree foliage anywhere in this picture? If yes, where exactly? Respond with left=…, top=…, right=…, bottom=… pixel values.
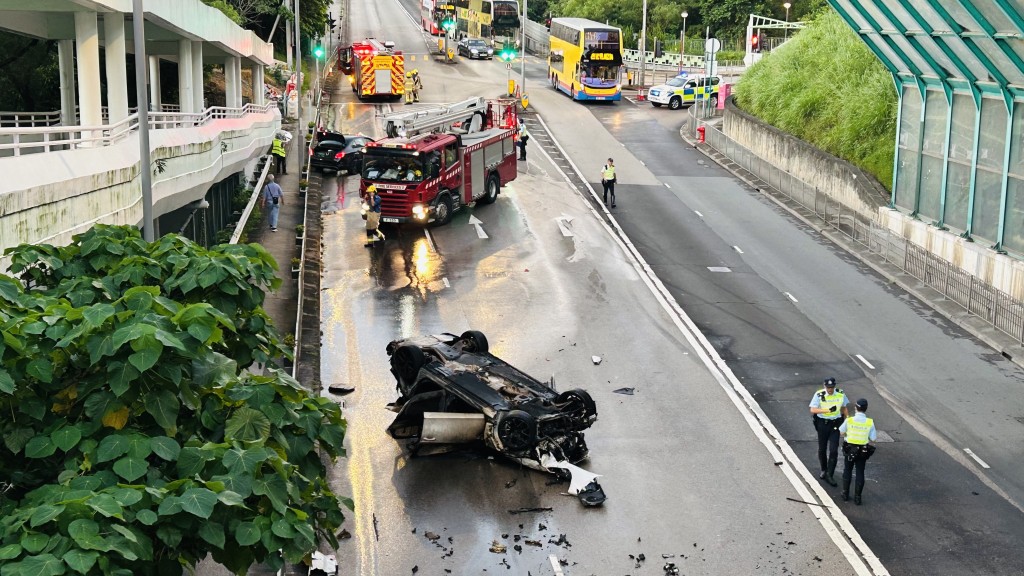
left=733, top=8, right=897, bottom=188
left=0, top=226, right=348, bottom=576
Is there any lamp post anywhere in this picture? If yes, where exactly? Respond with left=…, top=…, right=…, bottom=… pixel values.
left=638, top=0, right=647, bottom=87
left=784, top=2, right=791, bottom=40
left=678, top=11, right=688, bottom=74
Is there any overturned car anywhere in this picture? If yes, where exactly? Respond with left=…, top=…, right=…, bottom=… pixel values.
left=385, top=331, right=598, bottom=470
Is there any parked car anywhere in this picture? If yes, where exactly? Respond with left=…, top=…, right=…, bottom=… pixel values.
left=385, top=331, right=598, bottom=470
left=309, top=133, right=373, bottom=174
left=457, top=38, right=494, bottom=60
left=648, top=74, right=721, bottom=110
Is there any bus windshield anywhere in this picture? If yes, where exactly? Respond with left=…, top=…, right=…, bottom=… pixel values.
left=582, top=64, right=619, bottom=88
left=584, top=29, right=620, bottom=50
left=363, top=151, right=426, bottom=183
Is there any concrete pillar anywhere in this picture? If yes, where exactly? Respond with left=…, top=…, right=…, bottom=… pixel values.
left=148, top=55, right=162, bottom=111
left=74, top=12, right=102, bottom=142
left=57, top=39, right=77, bottom=126
left=225, top=56, right=241, bottom=108
left=251, top=63, right=265, bottom=106
left=103, top=13, right=129, bottom=123
left=178, top=40, right=193, bottom=113
left=191, top=41, right=204, bottom=112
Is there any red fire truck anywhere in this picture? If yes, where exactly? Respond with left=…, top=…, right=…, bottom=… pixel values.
left=361, top=97, right=520, bottom=226
left=341, top=38, right=405, bottom=100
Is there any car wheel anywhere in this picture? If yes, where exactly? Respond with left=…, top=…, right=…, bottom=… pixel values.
left=669, top=97, right=682, bottom=110
left=652, top=102, right=662, bottom=108
left=391, top=344, right=425, bottom=390
left=495, top=410, right=536, bottom=452
left=433, top=193, right=454, bottom=226
left=709, top=95, right=719, bottom=108
left=556, top=388, right=597, bottom=419
left=460, top=330, right=489, bottom=353
left=479, top=173, right=499, bottom=205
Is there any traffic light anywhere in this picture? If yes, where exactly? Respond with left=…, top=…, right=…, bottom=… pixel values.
left=751, top=33, right=760, bottom=53
left=313, top=45, right=324, bottom=59
left=442, top=15, right=456, bottom=31
left=499, top=42, right=517, bottom=61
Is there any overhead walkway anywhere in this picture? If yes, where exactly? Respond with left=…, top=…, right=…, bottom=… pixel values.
left=0, top=0, right=280, bottom=263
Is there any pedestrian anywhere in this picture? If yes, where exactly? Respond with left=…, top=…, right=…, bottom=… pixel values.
left=517, top=120, right=529, bottom=161
left=808, top=377, right=849, bottom=487
left=404, top=72, right=416, bottom=105
left=601, top=158, right=616, bottom=207
left=364, top=185, right=385, bottom=246
left=261, top=173, right=284, bottom=232
left=271, top=134, right=287, bottom=174
left=412, top=69, right=423, bottom=102
left=839, top=398, right=877, bottom=505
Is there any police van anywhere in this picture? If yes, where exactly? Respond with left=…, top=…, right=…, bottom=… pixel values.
left=647, top=74, right=721, bottom=110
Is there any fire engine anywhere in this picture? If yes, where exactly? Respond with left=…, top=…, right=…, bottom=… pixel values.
left=344, top=38, right=405, bottom=100
left=361, top=97, right=521, bottom=226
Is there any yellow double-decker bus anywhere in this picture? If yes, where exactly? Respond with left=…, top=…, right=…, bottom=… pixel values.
left=548, top=18, right=623, bottom=101
left=454, top=0, right=520, bottom=41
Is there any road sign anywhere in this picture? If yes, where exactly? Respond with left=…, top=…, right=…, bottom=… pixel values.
left=506, top=62, right=512, bottom=70
left=705, top=38, right=721, bottom=54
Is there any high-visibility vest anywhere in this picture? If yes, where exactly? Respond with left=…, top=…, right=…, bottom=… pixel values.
left=815, top=388, right=845, bottom=419
left=602, top=165, right=616, bottom=181
left=845, top=416, right=873, bottom=445
left=271, top=138, right=286, bottom=157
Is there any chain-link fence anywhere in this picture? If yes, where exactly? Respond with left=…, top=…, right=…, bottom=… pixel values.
left=689, top=111, right=1024, bottom=345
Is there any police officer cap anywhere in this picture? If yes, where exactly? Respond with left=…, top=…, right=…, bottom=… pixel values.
left=856, top=398, right=868, bottom=410
left=823, top=377, right=836, bottom=387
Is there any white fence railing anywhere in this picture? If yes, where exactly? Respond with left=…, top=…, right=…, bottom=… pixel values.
left=0, top=103, right=278, bottom=157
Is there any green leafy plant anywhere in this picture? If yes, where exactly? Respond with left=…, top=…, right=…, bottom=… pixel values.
left=298, top=180, right=308, bottom=189
left=295, top=224, right=304, bottom=236
left=290, top=257, right=301, bottom=269
left=0, top=226, right=348, bottom=575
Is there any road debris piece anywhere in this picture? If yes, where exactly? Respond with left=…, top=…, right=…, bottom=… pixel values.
left=327, top=385, right=355, bottom=395
left=785, top=496, right=830, bottom=508
left=592, top=356, right=602, bottom=365
left=508, top=507, right=553, bottom=515
left=336, top=529, right=351, bottom=540
left=663, top=562, right=680, bottom=575
left=612, top=387, right=635, bottom=395
left=525, top=539, right=542, bottom=547
left=308, top=551, right=338, bottom=576
left=505, top=478, right=517, bottom=489
left=424, top=531, right=441, bottom=541
left=489, top=541, right=507, bottom=554
left=541, top=454, right=607, bottom=507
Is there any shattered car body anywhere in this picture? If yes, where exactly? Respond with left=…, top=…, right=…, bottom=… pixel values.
left=385, top=331, right=598, bottom=471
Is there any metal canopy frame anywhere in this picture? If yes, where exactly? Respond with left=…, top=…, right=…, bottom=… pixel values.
left=828, top=0, right=1024, bottom=253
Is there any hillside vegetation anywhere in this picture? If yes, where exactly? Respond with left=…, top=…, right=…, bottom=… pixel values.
left=733, top=9, right=898, bottom=189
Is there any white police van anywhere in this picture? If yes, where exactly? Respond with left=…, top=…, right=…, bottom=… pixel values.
left=647, top=74, right=721, bottom=110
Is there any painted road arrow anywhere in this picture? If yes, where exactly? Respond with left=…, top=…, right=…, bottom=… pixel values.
left=468, top=215, right=488, bottom=239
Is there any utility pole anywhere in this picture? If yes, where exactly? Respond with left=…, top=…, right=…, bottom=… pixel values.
left=131, top=0, right=154, bottom=241
left=638, top=0, right=647, bottom=87
left=294, top=0, right=302, bottom=159
left=519, top=0, right=527, bottom=99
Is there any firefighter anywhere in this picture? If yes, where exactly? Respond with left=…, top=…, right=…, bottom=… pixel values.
left=412, top=69, right=423, bottom=102
left=404, top=72, right=416, bottom=104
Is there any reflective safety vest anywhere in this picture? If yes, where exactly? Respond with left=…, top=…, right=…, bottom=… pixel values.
left=405, top=76, right=415, bottom=90
left=602, top=165, right=616, bottom=181
left=271, top=138, right=286, bottom=157
left=816, top=388, right=845, bottom=419
left=845, top=416, right=873, bottom=445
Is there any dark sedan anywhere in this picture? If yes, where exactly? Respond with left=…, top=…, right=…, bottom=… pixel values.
left=457, top=38, right=493, bottom=60
left=309, top=133, right=373, bottom=174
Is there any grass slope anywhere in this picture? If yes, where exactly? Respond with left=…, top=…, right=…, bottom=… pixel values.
left=733, top=9, right=898, bottom=190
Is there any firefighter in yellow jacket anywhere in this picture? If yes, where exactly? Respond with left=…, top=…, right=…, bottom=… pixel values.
left=404, top=72, right=416, bottom=104
left=411, top=69, right=423, bottom=102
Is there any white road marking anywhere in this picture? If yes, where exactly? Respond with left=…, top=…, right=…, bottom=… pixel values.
left=964, top=448, right=991, bottom=469
left=468, top=214, right=488, bottom=239
left=442, top=277, right=450, bottom=288
left=733, top=245, right=744, bottom=254
left=556, top=215, right=575, bottom=237
left=534, top=114, right=887, bottom=576
left=694, top=210, right=703, bottom=218
left=549, top=555, right=565, bottom=576
left=423, top=229, right=436, bottom=253
left=707, top=266, right=732, bottom=273
left=640, top=160, right=647, bottom=166
left=784, top=292, right=798, bottom=303
left=663, top=182, right=670, bottom=188
left=855, top=354, right=876, bottom=370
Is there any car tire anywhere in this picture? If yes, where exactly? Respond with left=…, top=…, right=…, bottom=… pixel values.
left=669, top=97, right=682, bottom=110
left=495, top=410, right=537, bottom=452
left=433, top=193, right=454, bottom=226
left=652, top=102, right=662, bottom=107
left=479, top=173, right=499, bottom=205
left=556, top=388, right=597, bottom=419
left=391, top=344, right=425, bottom=390
left=460, top=330, right=489, bottom=354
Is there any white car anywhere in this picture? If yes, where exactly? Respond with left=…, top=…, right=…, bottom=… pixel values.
left=647, top=74, right=721, bottom=110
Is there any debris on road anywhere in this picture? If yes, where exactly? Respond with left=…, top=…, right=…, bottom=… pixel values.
left=541, top=454, right=607, bottom=507
left=592, top=355, right=602, bottom=365
left=424, top=531, right=440, bottom=541
left=489, top=541, right=507, bottom=554
left=308, top=552, right=338, bottom=576
left=663, top=562, right=680, bottom=575
left=336, top=529, right=351, bottom=540
left=612, top=387, right=635, bottom=395
left=505, top=478, right=517, bottom=489
left=327, top=385, right=355, bottom=395
left=508, top=507, right=553, bottom=515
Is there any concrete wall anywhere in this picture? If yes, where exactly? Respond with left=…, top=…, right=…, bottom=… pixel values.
left=723, top=97, right=890, bottom=222
left=0, top=110, right=279, bottom=265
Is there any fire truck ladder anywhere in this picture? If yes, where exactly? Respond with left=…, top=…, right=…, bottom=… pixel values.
left=382, top=97, right=487, bottom=138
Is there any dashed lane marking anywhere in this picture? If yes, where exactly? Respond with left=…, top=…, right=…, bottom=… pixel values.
left=733, top=246, right=744, bottom=254
left=784, top=292, right=798, bottom=303
left=964, top=448, right=991, bottom=469
left=855, top=354, right=875, bottom=370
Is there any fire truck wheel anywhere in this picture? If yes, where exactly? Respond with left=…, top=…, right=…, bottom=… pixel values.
left=433, top=193, right=454, bottom=226
left=480, top=174, right=499, bottom=205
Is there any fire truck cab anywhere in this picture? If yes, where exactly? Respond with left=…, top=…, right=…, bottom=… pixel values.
left=361, top=98, right=521, bottom=226
left=346, top=38, right=404, bottom=100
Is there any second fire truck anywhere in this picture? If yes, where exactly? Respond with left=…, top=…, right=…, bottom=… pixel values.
left=341, top=38, right=405, bottom=100
left=361, top=97, right=521, bottom=226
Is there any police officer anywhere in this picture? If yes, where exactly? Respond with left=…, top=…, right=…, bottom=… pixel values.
left=601, top=158, right=616, bottom=207
left=808, top=377, right=848, bottom=487
left=839, top=398, right=877, bottom=505
left=270, top=135, right=287, bottom=174
left=404, top=72, right=416, bottom=105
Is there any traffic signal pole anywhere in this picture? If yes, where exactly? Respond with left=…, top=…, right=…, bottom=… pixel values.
left=519, top=0, right=527, bottom=98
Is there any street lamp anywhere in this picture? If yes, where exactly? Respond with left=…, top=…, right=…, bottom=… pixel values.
left=784, top=2, right=791, bottom=40
left=678, top=11, right=688, bottom=74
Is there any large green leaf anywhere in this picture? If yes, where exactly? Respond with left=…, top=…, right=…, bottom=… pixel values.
left=62, top=550, right=98, bottom=574
left=271, top=518, right=296, bottom=538
left=26, top=358, right=53, bottom=383
left=0, top=544, right=22, bottom=561
left=179, top=488, right=218, bottom=519
left=4, top=428, right=34, bottom=453
left=108, top=487, right=143, bottom=507
left=112, top=457, right=148, bottom=482
left=29, top=505, right=65, bottom=528
left=224, top=407, right=271, bottom=443
left=96, top=435, right=129, bottom=463
left=86, top=333, right=115, bottom=365
left=134, top=510, right=158, bottom=526
left=82, top=303, right=115, bottom=328
left=86, top=493, right=123, bottom=518
left=234, top=522, right=261, bottom=546
left=24, top=436, right=57, bottom=459
left=127, top=346, right=161, bottom=373
left=176, top=447, right=208, bottom=477
left=198, top=522, right=225, bottom=549
left=0, top=367, right=15, bottom=394
left=19, top=553, right=65, bottom=576
left=150, top=436, right=181, bottom=461
left=124, top=434, right=151, bottom=459
left=106, top=361, right=140, bottom=398
left=212, top=474, right=252, bottom=498
left=145, top=390, right=179, bottom=430
left=191, top=352, right=237, bottom=388
left=222, top=447, right=267, bottom=474
left=50, top=426, right=82, bottom=452
left=69, top=519, right=106, bottom=552
left=19, top=534, right=48, bottom=554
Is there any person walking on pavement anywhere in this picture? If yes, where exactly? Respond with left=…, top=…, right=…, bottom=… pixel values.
left=809, top=377, right=849, bottom=487
left=271, top=135, right=287, bottom=174
left=517, top=119, right=529, bottom=161
left=404, top=72, right=416, bottom=105
left=366, top=184, right=385, bottom=245
left=261, top=173, right=284, bottom=232
left=601, top=158, right=617, bottom=207
left=839, top=398, right=877, bottom=505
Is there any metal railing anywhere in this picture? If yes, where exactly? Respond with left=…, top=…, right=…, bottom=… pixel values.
left=689, top=109, right=1024, bottom=345
left=0, top=102, right=277, bottom=157
left=0, top=104, right=181, bottom=128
